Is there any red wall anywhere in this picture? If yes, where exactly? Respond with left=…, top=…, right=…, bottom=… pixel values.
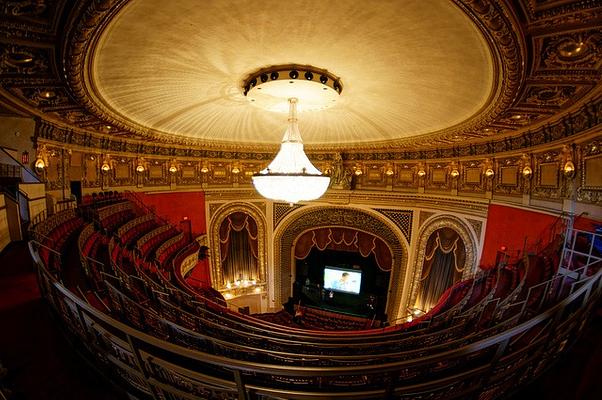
left=480, top=204, right=558, bottom=268
left=139, top=191, right=206, bottom=236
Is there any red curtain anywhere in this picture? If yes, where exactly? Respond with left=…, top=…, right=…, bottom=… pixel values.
left=294, top=227, right=393, bottom=271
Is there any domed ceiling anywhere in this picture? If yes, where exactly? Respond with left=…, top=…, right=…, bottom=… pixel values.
left=0, top=1, right=600, bottom=157
left=91, top=0, right=494, bottom=147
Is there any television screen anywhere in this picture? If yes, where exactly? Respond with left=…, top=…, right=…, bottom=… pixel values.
left=323, top=267, right=362, bottom=294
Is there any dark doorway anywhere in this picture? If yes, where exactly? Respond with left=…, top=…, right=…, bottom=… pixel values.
left=70, top=181, right=82, bottom=204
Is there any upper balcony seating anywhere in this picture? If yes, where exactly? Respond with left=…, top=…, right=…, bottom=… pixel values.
left=28, top=201, right=602, bottom=399
left=32, top=197, right=597, bottom=371
left=136, top=225, right=178, bottom=260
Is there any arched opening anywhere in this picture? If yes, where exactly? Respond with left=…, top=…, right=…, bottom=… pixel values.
left=292, top=227, right=392, bottom=319
left=274, top=206, right=408, bottom=321
left=414, top=227, right=466, bottom=312
left=219, top=212, right=259, bottom=286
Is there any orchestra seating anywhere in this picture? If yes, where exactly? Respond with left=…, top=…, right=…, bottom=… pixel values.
left=27, top=195, right=602, bottom=399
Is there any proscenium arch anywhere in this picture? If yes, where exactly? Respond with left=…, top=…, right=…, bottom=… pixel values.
left=408, top=214, right=478, bottom=310
left=274, top=206, right=409, bottom=320
left=208, top=202, right=267, bottom=289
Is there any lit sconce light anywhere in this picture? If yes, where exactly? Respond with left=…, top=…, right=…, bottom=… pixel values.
left=484, top=168, right=495, bottom=178
left=562, top=144, right=576, bottom=178
left=39, top=90, right=55, bottom=99
left=563, top=160, right=575, bottom=178
left=101, top=161, right=111, bottom=173
left=224, top=293, right=233, bottom=300
left=417, top=166, right=426, bottom=178
left=168, top=162, right=178, bottom=174
left=522, top=166, right=532, bottom=178
left=231, top=166, right=241, bottom=174
left=353, top=165, right=363, bottom=176
left=34, top=158, right=46, bottom=170
left=254, top=287, right=261, bottom=293
left=385, top=166, right=394, bottom=176
left=450, top=168, right=460, bottom=179
left=21, top=151, right=29, bottom=164
left=201, top=165, right=209, bottom=174
left=136, top=164, right=145, bottom=173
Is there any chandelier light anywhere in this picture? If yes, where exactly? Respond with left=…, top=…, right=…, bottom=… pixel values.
left=252, top=98, right=330, bottom=204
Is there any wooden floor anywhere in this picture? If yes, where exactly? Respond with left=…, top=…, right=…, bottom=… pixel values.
left=0, top=240, right=600, bottom=400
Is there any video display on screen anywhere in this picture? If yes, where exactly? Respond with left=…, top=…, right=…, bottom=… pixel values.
left=323, top=267, right=362, bottom=294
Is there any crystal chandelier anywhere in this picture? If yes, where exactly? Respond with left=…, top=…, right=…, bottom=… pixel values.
left=252, top=98, right=330, bottom=204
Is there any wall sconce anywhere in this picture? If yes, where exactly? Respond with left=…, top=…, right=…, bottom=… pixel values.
left=353, top=165, right=363, bottom=176
left=385, top=165, right=394, bottom=176
left=136, top=164, right=145, bottom=173
left=417, top=165, right=426, bottom=178
left=168, top=159, right=178, bottom=174
left=101, top=161, right=111, bottom=173
left=484, top=168, right=495, bottom=178
left=231, top=166, right=241, bottom=174
left=34, top=145, right=47, bottom=172
left=522, top=166, right=532, bottom=178
left=201, top=165, right=209, bottom=174
left=449, top=162, right=460, bottom=179
left=563, top=160, right=575, bottom=178
left=561, top=144, right=576, bottom=178
left=34, top=158, right=46, bottom=170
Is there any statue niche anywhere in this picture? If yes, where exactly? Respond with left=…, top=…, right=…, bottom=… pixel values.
left=330, top=152, right=352, bottom=190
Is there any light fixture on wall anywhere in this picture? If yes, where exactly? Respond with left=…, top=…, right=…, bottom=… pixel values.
left=34, top=158, right=45, bottom=170
left=136, top=159, right=145, bottom=173
left=101, top=161, right=111, bottom=173
left=563, top=160, right=575, bottom=177
left=449, top=162, right=460, bottom=179
left=252, top=98, right=330, bottom=204
left=34, top=145, right=47, bottom=172
left=168, top=160, right=178, bottom=174
left=417, top=164, right=426, bottom=178
left=562, top=144, right=576, bottom=178
left=483, top=159, right=495, bottom=178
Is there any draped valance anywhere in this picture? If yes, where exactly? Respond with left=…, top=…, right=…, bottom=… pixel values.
left=294, top=227, right=392, bottom=271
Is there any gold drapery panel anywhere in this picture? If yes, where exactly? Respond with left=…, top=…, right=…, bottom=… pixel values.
left=415, top=227, right=466, bottom=311
left=219, top=212, right=259, bottom=284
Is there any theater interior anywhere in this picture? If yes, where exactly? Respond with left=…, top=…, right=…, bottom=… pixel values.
left=0, top=1, right=601, bottom=399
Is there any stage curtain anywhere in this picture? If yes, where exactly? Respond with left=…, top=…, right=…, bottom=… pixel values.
left=415, top=228, right=466, bottom=311
left=219, top=212, right=259, bottom=284
left=294, top=227, right=392, bottom=271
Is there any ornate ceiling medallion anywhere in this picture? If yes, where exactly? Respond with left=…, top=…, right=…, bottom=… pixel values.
left=242, top=65, right=342, bottom=113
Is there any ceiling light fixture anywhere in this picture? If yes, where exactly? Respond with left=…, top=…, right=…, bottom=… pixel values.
left=252, top=97, right=330, bottom=204
left=244, top=65, right=340, bottom=204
